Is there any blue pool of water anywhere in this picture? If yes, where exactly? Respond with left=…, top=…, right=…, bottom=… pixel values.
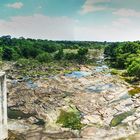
left=65, top=71, right=92, bottom=78
left=26, top=80, right=38, bottom=89
left=95, top=65, right=109, bottom=72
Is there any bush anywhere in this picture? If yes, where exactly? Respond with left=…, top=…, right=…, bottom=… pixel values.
left=78, top=48, right=88, bottom=56
left=65, top=52, right=77, bottom=60
left=56, top=110, right=83, bottom=130
left=16, top=58, right=40, bottom=68
left=54, top=49, right=64, bottom=60
left=110, top=69, right=119, bottom=75
left=36, top=53, right=52, bottom=63
left=127, top=59, right=140, bottom=78
left=2, top=47, right=19, bottom=61
left=128, top=87, right=140, bottom=96
left=77, top=48, right=88, bottom=63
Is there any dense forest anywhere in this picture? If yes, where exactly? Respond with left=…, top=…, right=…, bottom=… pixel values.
left=104, top=41, right=140, bottom=79
left=0, top=35, right=105, bottom=63
left=1, top=35, right=140, bottom=79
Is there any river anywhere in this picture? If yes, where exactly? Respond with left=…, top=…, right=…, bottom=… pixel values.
left=7, top=54, right=140, bottom=140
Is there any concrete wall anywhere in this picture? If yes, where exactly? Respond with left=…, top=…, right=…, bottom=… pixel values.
left=0, top=72, right=7, bottom=140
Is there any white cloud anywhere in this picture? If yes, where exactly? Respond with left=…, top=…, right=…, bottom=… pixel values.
left=112, top=18, right=131, bottom=27
left=0, top=14, right=76, bottom=40
left=79, top=0, right=111, bottom=14
left=6, top=2, right=24, bottom=9
left=0, top=14, right=139, bottom=41
left=75, top=18, right=140, bottom=41
left=113, top=8, right=140, bottom=17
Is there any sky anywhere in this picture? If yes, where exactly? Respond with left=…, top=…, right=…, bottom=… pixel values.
left=0, top=0, right=140, bottom=41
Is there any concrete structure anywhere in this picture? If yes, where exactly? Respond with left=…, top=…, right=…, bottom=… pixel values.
left=0, top=72, right=7, bottom=140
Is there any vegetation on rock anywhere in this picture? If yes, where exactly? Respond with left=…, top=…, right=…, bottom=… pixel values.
left=56, top=110, right=83, bottom=130
left=128, top=87, right=140, bottom=96
left=110, top=111, right=134, bottom=127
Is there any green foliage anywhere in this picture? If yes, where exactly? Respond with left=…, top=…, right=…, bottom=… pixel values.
left=110, top=69, right=119, bottom=75
left=16, top=58, right=40, bottom=68
left=2, top=47, right=19, bottom=60
left=56, top=110, right=83, bottom=130
left=0, top=48, right=3, bottom=60
left=64, top=48, right=89, bottom=63
left=36, top=53, right=52, bottom=63
left=128, top=87, right=140, bottom=96
left=65, top=52, right=77, bottom=60
left=105, top=41, right=140, bottom=78
left=0, top=36, right=104, bottom=64
left=127, top=58, right=140, bottom=78
left=125, top=54, right=138, bottom=67
left=77, top=48, right=88, bottom=61
left=0, top=35, right=108, bottom=63
left=21, top=46, right=41, bottom=58
left=54, top=49, right=64, bottom=60
left=78, top=48, right=88, bottom=56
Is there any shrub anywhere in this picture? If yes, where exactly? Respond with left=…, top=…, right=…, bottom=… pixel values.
left=78, top=48, right=88, bottom=56
left=127, top=59, right=140, bottom=78
left=54, top=49, right=64, bottom=60
left=16, top=58, right=40, bottom=68
left=56, top=110, right=83, bottom=130
left=128, top=87, right=140, bottom=96
left=65, top=52, right=77, bottom=60
left=2, top=47, right=19, bottom=61
left=36, top=53, right=52, bottom=63
left=110, top=69, right=119, bottom=75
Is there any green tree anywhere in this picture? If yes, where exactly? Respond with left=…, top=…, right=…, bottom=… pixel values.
left=65, top=52, right=77, bottom=60
left=54, top=49, right=64, bottom=60
left=36, top=53, right=52, bottom=63
left=0, top=48, right=3, bottom=60
left=78, top=48, right=88, bottom=56
left=127, top=58, right=140, bottom=78
left=77, top=48, right=88, bottom=63
left=2, top=47, right=16, bottom=60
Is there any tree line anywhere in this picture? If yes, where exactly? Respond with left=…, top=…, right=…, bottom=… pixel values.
left=104, top=41, right=140, bottom=78
left=0, top=35, right=105, bottom=63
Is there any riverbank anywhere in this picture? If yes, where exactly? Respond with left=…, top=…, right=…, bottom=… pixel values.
left=4, top=55, right=140, bottom=140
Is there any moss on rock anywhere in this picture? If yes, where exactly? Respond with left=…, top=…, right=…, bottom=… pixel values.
left=110, top=111, right=134, bottom=127
left=56, top=110, right=83, bottom=130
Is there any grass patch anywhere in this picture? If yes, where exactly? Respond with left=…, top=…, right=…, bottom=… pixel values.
left=128, top=87, right=140, bottom=96
left=56, top=110, right=83, bottom=130
left=110, top=69, right=120, bottom=75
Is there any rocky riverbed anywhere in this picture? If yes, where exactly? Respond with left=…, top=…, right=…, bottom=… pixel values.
left=5, top=57, right=140, bottom=140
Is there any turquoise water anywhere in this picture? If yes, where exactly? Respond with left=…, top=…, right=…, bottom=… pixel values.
left=26, top=80, right=38, bottom=89
left=65, top=71, right=92, bottom=78
left=95, top=65, right=109, bottom=72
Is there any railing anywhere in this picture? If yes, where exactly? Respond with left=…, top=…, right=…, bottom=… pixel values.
left=0, top=72, right=7, bottom=140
